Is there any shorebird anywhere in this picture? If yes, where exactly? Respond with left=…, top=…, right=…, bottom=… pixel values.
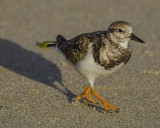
left=39, top=21, right=145, bottom=112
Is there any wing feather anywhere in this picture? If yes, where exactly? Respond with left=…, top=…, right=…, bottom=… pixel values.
left=58, top=31, right=107, bottom=64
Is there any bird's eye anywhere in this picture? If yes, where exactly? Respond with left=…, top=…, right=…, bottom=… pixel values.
left=118, top=29, right=123, bottom=33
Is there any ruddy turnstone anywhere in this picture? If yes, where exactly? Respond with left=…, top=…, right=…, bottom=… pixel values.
left=39, top=21, right=145, bottom=112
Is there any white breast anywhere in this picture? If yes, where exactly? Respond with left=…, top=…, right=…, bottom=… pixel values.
left=75, top=44, right=124, bottom=82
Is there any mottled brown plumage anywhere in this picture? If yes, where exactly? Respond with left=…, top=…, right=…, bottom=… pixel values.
left=58, top=31, right=108, bottom=65
left=92, top=40, right=131, bottom=70
left=56, top=29, right=132, bottom=71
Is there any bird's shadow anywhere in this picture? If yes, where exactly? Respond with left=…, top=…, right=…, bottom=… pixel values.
left=0, top=38, right=107, bottom=113
left=0, top=38, right=76, bottom=102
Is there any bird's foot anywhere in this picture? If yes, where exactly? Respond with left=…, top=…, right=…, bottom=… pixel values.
left=102, top=101, right=120, bottom=113
left=91, top=88, right=120, bottom=113
left=74, top=85, right=97, bottom=105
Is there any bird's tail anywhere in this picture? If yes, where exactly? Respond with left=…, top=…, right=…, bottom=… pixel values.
left=37, top=35, right=66, bottom=48
left=37, top=41, right=57, bottom=48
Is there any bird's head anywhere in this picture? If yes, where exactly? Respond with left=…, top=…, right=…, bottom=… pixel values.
left=107, top=21, right=145, bottom=48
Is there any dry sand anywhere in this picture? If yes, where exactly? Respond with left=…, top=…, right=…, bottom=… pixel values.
left=0, top=0, right=160, bottom=127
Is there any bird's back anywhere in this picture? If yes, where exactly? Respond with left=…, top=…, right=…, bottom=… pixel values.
left=56, top=31, right=108, bottom=64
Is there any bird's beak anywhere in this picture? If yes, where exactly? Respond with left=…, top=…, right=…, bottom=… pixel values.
left=130, top=33, right=145, bottom=43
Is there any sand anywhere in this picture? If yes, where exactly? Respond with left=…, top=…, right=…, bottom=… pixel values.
left=0, top=0, right=160, bottom=127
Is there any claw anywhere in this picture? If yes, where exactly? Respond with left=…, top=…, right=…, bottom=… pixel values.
left=115, top=108, right=120, bottom=113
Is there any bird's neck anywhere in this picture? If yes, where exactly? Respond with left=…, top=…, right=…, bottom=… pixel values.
left=108, top=37, right=130, bottom=49
left=119, top=38, right=130, bottom=49
left=107, top=32, right=130, bottom=49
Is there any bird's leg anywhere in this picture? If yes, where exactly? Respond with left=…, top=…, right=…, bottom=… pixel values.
left=74, top=85, right=97, bottom=105
left=91, top=87, right=119, bottom=113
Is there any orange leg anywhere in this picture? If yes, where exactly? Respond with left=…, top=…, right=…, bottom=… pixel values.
left=74, top=85, right=97, bottom=105
left=91, top=87, right=119, bottom=113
